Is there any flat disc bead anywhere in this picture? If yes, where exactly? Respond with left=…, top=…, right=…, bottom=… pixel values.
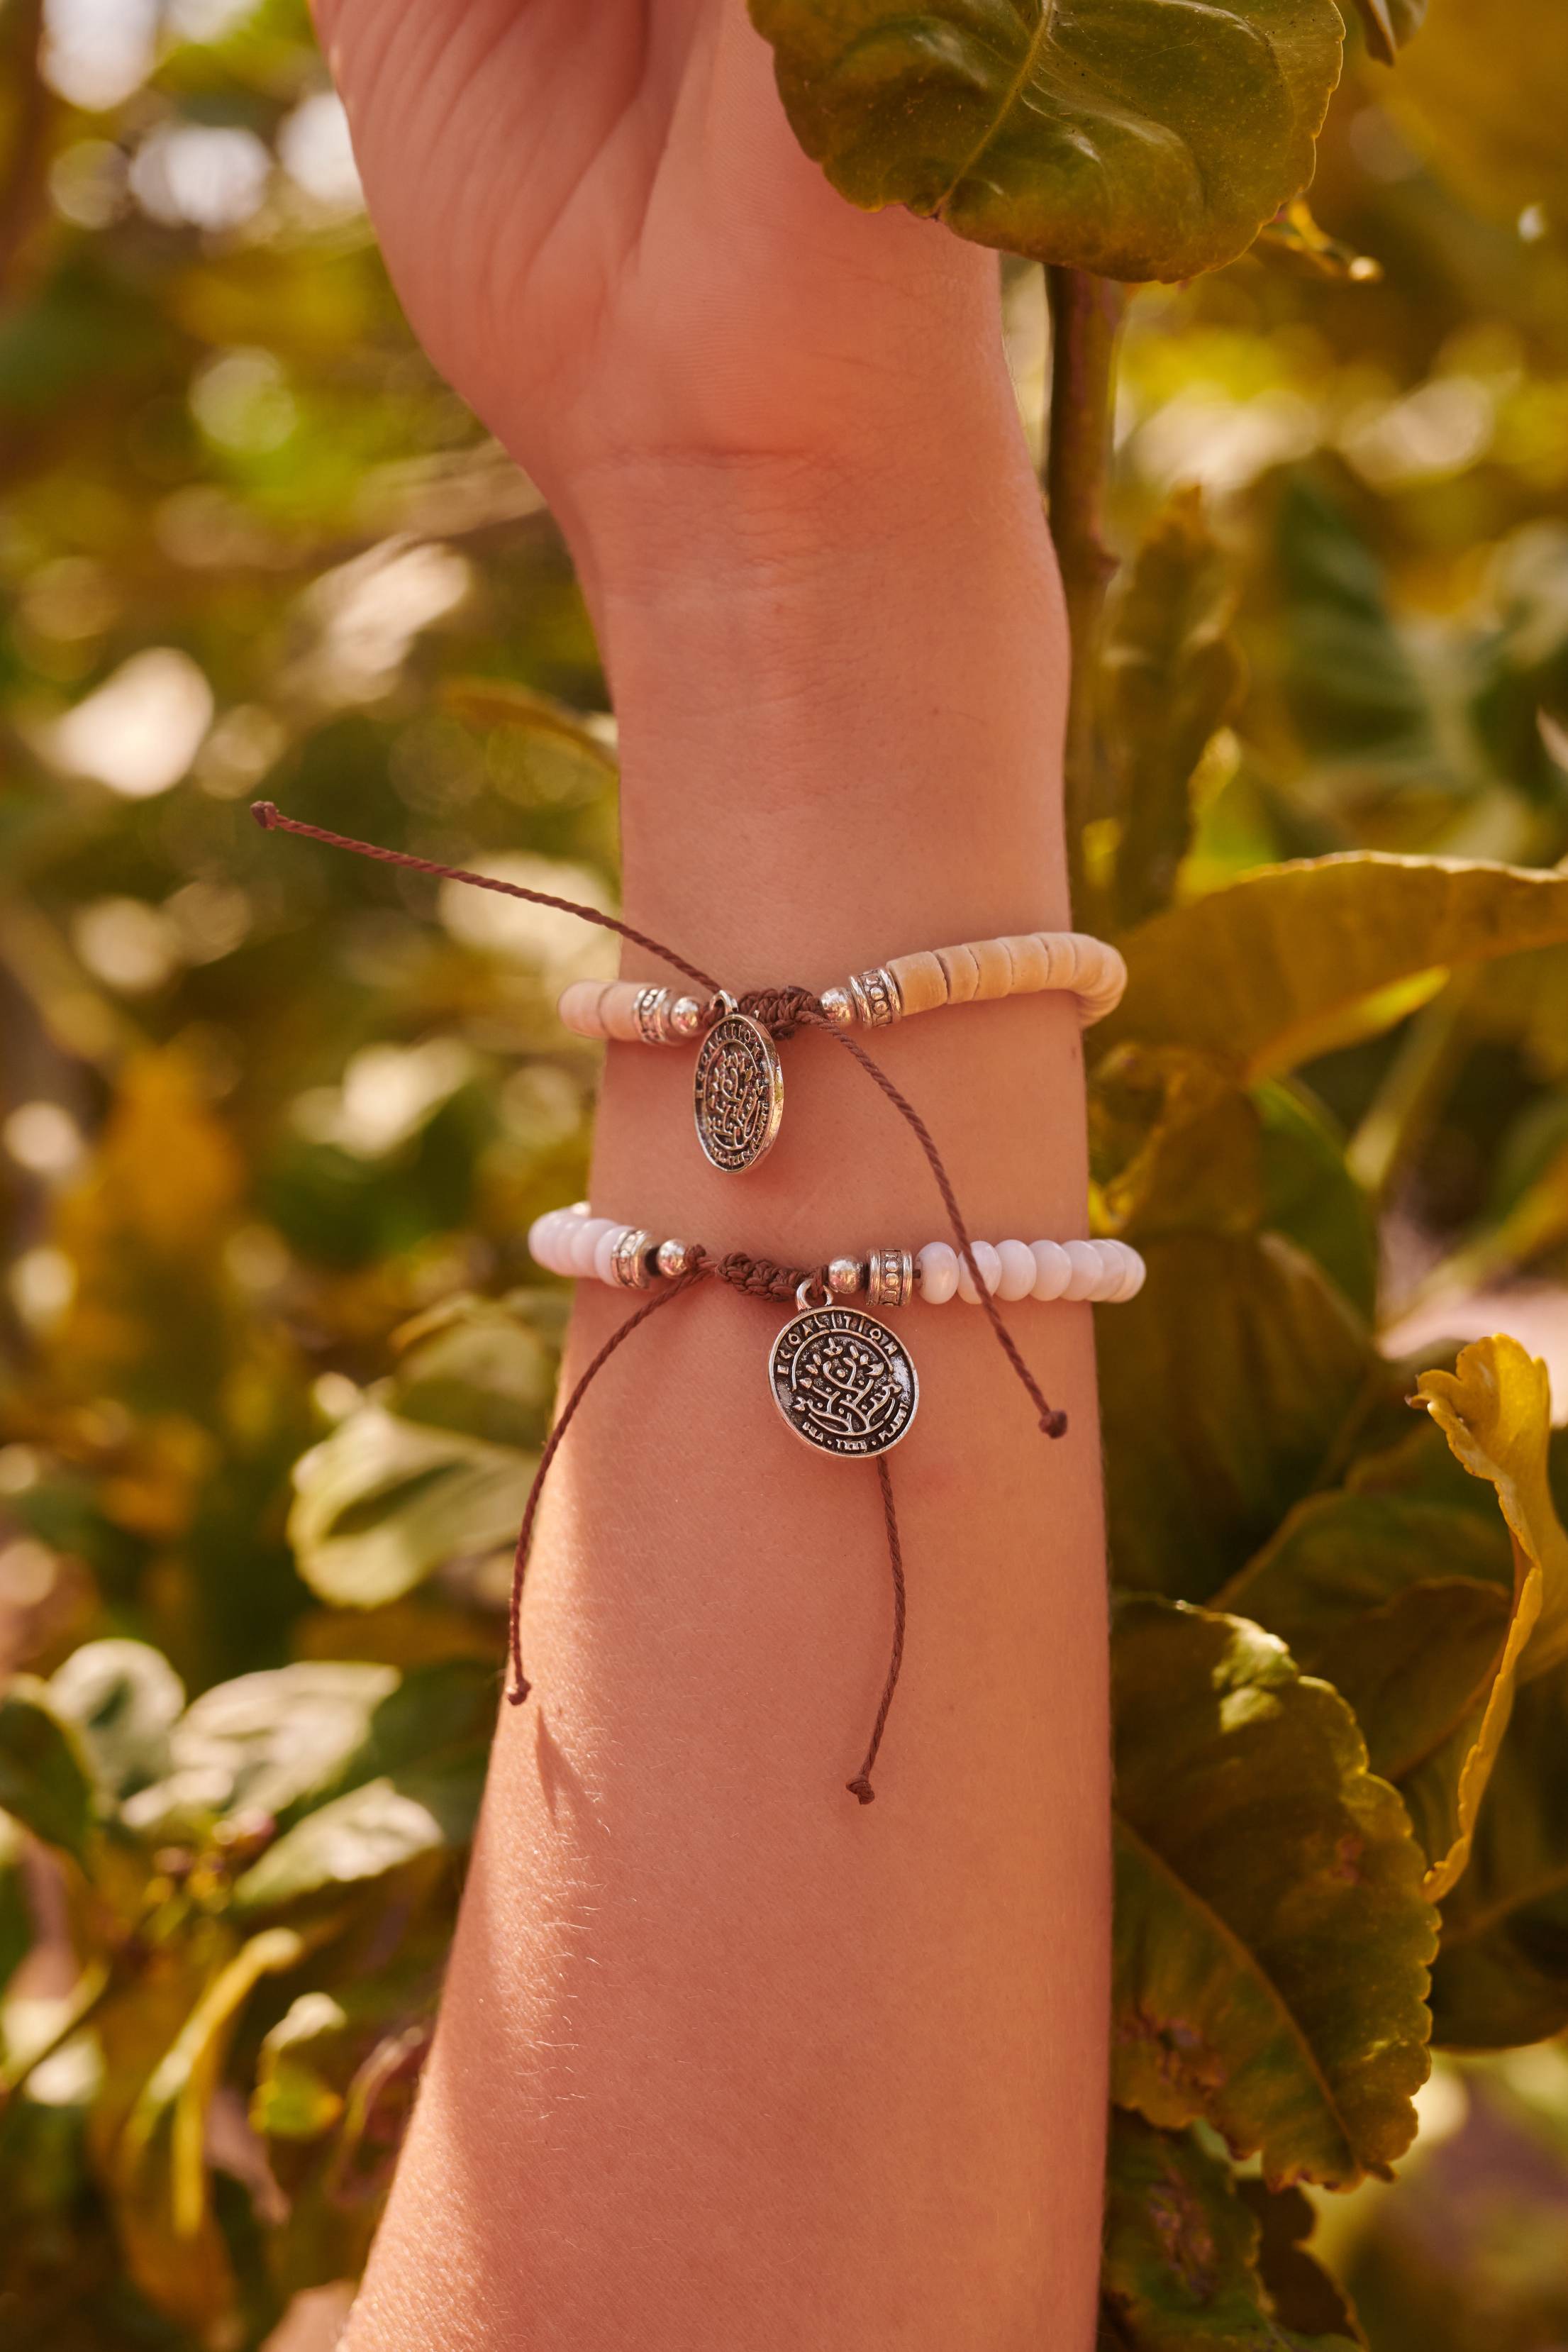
left=1108, top=1240, right=1147, bottom=1302
left=566, top=1217, right=614, bottom=1275
left=916, top=1242, right=959, bottom=1304
left=1062, top=1240, right=1103, bottom=1300
left=994, top=1240, right=1037, bottom=1301
left=594, top=1226, right=628, bottom=1286
left=955, top=1241, right=1001, bottom=1302
left=1030, top=1241, right=1072, bottom=1300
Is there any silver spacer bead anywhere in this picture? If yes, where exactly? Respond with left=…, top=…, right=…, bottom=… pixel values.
left=632, top=985, right=669, bottom=1045
left=865, top=1247, right=914, bottom=1309
left=847, top=967, right=902, bottom=1028
left=668, top=996, right=706, bottom=1041
left=655, top=1238, right=700, bottom=1279
left=610, top=1227, right=657, bottom=1287
left=826, top=1255, right=864, bottom=1297
left=818, top=985, right=855, bottom=1031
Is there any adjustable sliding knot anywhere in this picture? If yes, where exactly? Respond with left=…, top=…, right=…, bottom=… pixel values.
left=738, top=984, right=821, bottom=1041
left=711, top=1252, right=818, bottom=1302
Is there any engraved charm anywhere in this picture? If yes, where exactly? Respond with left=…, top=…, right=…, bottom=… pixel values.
left=769, top=1304, right=918, bottom=1458
left=693, top=1009, right=784, bottom=1172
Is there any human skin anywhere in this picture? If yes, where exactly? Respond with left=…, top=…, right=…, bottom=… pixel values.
left=316, top=4, right=1111, bottom=2346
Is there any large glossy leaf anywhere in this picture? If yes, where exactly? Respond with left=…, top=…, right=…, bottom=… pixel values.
left=123, top=1662, right=400, bottom=1837
left=1108, top=488, right=1245, bottom=928
left=1101, top=2110, right=1361, bottom=2348
left=1256, top=1083, right=1378, bottom=1322
left=1099, top=1233, right=1383, bottom=1602
left=0, top=1678, right=96, bottom=1860
left=1099, top=857, right=1568, bottom=1081
left=112, top=1926, right=304, bottom=2334
left=230, top=1773, right=474, bottom=1919
left=748, top=0, right=1344, bottom=283
left=289, top=1297, right=550, bottom=1607
left=1111, top=1597, right=1435, bottom=2187
left=48, top=1641, right=185, bottom=1802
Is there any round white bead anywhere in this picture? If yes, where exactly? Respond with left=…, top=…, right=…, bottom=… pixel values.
left=527, top=1210, right=560, bottom=1266
left=594, top=1226, right=626, bottom=1286
left=995, top=1240, right=1036, bottom=1302
left=1062, top=1239, right=1103, bottom=1301
left=1029, top=1240, right=1072, bottom=1301
left=956, top=1240, right=1002, bottom=1303
left=917, top=1241, right=959, bottom=1304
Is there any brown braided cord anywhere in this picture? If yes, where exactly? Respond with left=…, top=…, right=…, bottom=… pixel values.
left=251, top=801, right=721, bottom=997
left=793, top=1004, right=1069, bottom=1441
left=506, top=1274, right=701, bottom=1702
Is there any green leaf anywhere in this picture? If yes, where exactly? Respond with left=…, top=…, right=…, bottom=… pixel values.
left=1111, top=1597, right=1435, bottom=2187
left=747, top=0, right=1345, bottom=284
left=250, top=1993, right=349, bottom=2141
left=1099, top=855, right=1568, bottom=1082
left=48, top=1641, right=185, bottom=1803
left=229, top=1775, right=469, bottom=1919
left=1108, top=488, right=1245, bottom=928
left=1092, top=1045, right=1264, bottom=1243
left=0, top=1679, right=96, bottom=1860
left=126, top=1662, right=401, bottom=1836
left=1099, top=1233, right=1382, bottom=1602
left=1101, top=2109, right=1362, bottom=2348
left=289, top=1300, right=550, bottom=1606
left=1429, top=1663, right=1568, bottom=2048
left=112, top=1926, right=305, bottom=2334
left=1256, top=1082, right=1379, bottom=1322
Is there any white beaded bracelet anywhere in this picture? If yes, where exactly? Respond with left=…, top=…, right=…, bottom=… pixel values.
left=528, top=1204, right=1145, bottom=1307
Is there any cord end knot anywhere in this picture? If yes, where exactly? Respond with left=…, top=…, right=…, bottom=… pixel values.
left=1042, top=1407, right=1069, bottom=1440
left=847, top=1775, right=876, bottom=1806
left=250, top=799, right=279, bottom=830
left=506, top=1677, right=532, bottom=1707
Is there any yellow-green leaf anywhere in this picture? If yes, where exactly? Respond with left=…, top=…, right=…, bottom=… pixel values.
left=1112, top=1597, right=1435, bottom=2188
left=113, top=1926, right=304, bottom=2332
left=1099, top=855, right=1568, bottom=1081
left=748, top=0, right=1345, bottom=284
left=1102, top=2109, right=1362, bottom=2348
left=1406, top=1336, right=1568, bottom=1897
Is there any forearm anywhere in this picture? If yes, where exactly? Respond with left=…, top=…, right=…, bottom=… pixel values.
left=347, top=384, right=1111, bottom=2351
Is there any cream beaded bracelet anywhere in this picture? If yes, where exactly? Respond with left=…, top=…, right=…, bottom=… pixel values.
left=557, top=930, right=1127, bottom=1174
left=529, top=1204, right=1145, bottom=1313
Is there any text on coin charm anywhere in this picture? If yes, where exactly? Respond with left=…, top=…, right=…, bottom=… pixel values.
left=694, top=1008, right=784, bottom=1172
left=769, top=1303, right=918, bottom=1458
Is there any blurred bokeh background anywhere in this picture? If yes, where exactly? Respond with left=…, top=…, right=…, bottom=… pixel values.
left=1, top=1, right=1567, bottom=2345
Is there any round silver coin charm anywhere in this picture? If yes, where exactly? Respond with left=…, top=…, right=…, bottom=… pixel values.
left=693, top=1009, right=784, bottom=1172
left=769, top=1305, right=919, bottom=1458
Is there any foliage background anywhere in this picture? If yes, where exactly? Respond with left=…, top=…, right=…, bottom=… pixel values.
left=1, top=1, right=1567, bottom=2346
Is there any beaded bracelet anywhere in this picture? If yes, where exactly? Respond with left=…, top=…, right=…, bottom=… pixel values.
left=559, top=933, right=1126, bottom=1173
left=529, top=1203, right=1145, bottom=1311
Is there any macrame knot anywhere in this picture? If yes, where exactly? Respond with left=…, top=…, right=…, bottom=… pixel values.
left=739, top=984, right=821, bottom=1041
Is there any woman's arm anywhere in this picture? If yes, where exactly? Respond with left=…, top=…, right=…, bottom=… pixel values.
left=323, top=8, right=1111, bottom=2345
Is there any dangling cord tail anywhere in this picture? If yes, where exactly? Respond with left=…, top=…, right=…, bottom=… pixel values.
left=847, top=1458, right=906, bottom=1806
left=506, top=1272, right=702, bottom=1702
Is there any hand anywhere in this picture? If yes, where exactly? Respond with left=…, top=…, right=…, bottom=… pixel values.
left=315, top=0, right=1011, bottom=536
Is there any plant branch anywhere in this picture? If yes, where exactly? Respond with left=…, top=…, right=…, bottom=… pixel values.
left=0, top=0, right=55, bottom=302
left=1045, top=265, right=1125, bottom=915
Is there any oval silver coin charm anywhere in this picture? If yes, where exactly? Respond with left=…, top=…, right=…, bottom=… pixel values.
left=694, top=1009, right=784, bottom=1172
left=769, top=1305, right=918, bottom=1458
